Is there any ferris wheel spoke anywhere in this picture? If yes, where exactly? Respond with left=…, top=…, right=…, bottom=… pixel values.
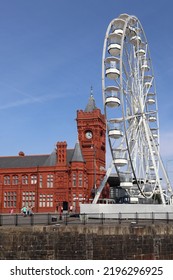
left=123, top=46, right=134, bottom=74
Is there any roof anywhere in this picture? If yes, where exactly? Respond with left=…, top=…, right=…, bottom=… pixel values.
left=71, top=142, right=85, bottom=162
left=0, top=154, right=50, bottom=169
left=0, top=149, right=78, bottom=169
left=85, top=87, right=97, bottom=112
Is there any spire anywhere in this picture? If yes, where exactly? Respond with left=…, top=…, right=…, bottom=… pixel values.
left=90, top=85, right=93, bottom=97
left=71, top=141, right=85, bottom=162
left=84, top=86, right=98, bottom=112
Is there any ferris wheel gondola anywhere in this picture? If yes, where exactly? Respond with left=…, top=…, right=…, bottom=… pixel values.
left=98, top=13, right=173, bottom=204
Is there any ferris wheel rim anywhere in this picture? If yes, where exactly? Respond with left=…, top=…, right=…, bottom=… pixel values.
left=119, top=15, right=159, bottom=199
left=102, top=13, right=172, bottom=204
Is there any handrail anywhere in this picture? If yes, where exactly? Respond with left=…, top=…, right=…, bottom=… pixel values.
left=0, top=211, right=172, bottom=226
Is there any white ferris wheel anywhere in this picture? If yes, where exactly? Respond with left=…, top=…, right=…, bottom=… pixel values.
left=94, top=13, right=173, bottom=205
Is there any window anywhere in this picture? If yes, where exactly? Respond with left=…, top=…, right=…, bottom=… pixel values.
left=31, top=174, right=37, bottom=184
left=39, top=175, right=43, bottom=188
left=4, top=175, right=10, bottom=185
left=47, top=194, right=53, bottom=207
left=22, top=175, right=28, bottom=185
left=47, top=174, right=53, bottom=188
left=12, top=175, right=18, bottom=185
left=4, top=192, right=17, bottom=208
left=72, top=173, right=76, bottom=187
left=39, top=194, right=53, bottom=207
left=22, top=191, right=35, bottom=207
left=79, top=173, right=83, bottom=187
left=39, top=194, right=46, bottom=207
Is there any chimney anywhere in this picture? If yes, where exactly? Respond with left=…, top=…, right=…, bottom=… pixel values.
left=56, top=141, right=67, bottom=165
left=18, top=151, right=25, bottom=157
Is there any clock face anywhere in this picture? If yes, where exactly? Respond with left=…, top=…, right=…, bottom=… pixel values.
left=85, top=131, right=93, bottom=139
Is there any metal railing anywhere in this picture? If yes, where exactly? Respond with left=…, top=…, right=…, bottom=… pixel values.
left=0, top=211, right=173, bottom=226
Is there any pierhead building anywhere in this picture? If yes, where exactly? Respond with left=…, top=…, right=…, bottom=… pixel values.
left=0, top=91, right=108, bottom=213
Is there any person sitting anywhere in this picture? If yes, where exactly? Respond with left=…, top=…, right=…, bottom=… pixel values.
left=21, top=206, right=27, bottom=217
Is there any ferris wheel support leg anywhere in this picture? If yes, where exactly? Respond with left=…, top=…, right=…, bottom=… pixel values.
left=156, top=152, right=172, bottom=195
left=143, top=119, right=166, bottom=204
left=92, top=161, right=114, bottom=204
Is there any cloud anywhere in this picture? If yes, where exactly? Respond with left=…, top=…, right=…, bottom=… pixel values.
left=0, top=80, right=36, bottom=98
left=0, top=93, right=62, bottom=110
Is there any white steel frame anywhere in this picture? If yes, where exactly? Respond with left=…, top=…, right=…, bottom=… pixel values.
left=93, top=14, right=172, bottom=204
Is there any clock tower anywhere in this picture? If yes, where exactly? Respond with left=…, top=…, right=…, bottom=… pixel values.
left=76, top=88, right=106, bottom=199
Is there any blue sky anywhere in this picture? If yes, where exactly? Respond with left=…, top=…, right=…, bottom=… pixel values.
left=0, top=0, right=173, bottom=173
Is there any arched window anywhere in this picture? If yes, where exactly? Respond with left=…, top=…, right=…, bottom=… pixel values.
left=12, top=175, right=19, bottom=185
left=4, top=175, right=10, bottom=185
left=22, top=175, right=28, bottom=185
left=31, top=174, right=37, bottom=184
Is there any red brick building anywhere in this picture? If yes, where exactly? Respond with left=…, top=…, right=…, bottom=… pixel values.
left=0, top=92, right=107, bottom=213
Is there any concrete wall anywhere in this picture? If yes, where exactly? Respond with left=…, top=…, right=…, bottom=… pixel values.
left=1, top=224, right=173, bottom=259
left=80, top=204, right=173, bottom=219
